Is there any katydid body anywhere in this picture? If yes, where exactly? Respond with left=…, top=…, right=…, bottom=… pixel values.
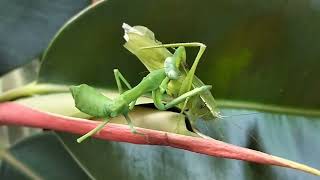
left=71, top=42, right=210, bottom=143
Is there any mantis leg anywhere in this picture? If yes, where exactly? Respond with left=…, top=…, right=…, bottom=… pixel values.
left=152, top=77, right=170, bottom=110
left=141, top=43, right=206, bottom=104
left=77, top=118, right=111, bottom=143
left=153, top=85, right=212, bottom=111
left=180, top=97, right=189, bottom=114
left=123, top=114, right=144, bottom=135
left=140, top=42, right=206, bottom=75
left=113, top=69, right=136, bottom=109
left=114, top=69, right=133, bottom=93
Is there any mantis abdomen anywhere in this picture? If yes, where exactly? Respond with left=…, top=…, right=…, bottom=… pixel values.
left=70, top=84, right=112, bottom=117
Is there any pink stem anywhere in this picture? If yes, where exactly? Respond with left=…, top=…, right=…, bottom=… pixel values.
left=0, top=102, right=318, bottom=176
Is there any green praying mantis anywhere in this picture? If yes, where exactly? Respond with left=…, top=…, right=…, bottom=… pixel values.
left=70, top=40, right=213, bottom=143
left=121, top=24, right=271, bottom=143
left=122, top=23, right=222, bottom=135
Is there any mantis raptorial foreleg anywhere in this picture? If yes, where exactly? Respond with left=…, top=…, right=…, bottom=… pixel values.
left=141, top=43, right=206, bottom=86
left=153, top=85, right=211, bottom=111
left=141, top=42, right=207, bottom=113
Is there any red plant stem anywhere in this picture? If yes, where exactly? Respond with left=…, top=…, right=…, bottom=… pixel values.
left=0, top=102, right=319, bottom=176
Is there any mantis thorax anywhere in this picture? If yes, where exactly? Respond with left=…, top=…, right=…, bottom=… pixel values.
left=106, top=97, right=130, bottom=117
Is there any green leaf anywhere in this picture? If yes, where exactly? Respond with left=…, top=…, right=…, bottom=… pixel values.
left=0, top=0, right=89, bottom=75
left=56, top=110, right=319, bottom=180
left=1, top=112, right=319, bottom=179
left=0, top=132, right=90, bottom=179
left=38, top=0, right=320, bottom=109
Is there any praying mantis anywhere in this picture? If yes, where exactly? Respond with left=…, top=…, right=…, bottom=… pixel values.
left=70, top=41, right=212, bottom=143
left=122, top=24, right=265, bottom=142
left=122, top=23, right=221, bottom=132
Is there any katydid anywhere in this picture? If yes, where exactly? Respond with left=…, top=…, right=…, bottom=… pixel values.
left=70, top=43, right=212, bottom=143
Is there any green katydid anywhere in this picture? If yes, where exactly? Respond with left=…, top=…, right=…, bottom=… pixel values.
left=70, top=41, right=212, bottom=143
